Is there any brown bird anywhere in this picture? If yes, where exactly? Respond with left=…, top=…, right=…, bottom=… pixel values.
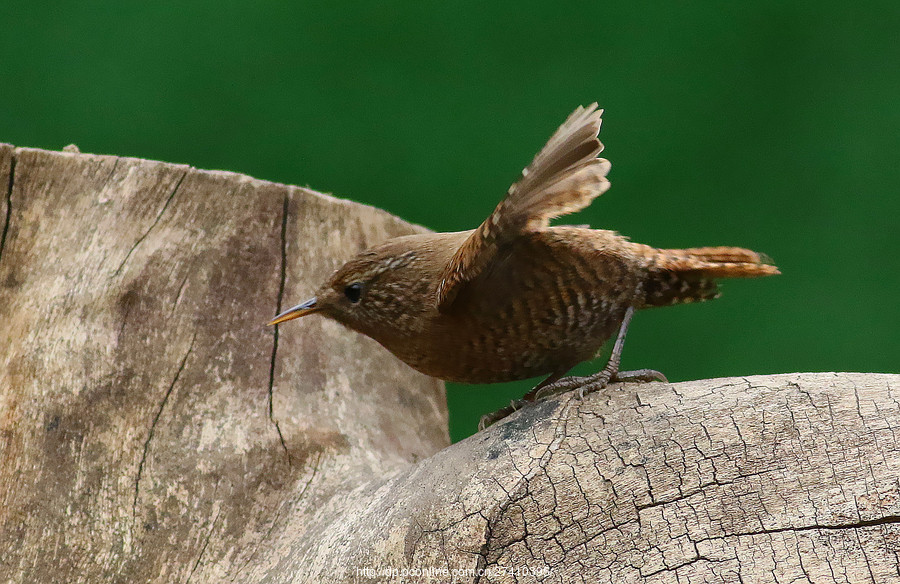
left=269, top=104, right=779, bottom=428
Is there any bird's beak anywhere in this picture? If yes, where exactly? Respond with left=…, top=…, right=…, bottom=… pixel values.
left=267, top=297, right=319, bottom=326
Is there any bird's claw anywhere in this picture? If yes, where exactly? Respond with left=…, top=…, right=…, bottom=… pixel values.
left=478, top=398, right=526, bottom=431
left=613, top=368, right=668, bottom=384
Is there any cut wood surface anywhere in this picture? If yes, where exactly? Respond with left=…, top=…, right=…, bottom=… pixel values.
left=0, top=144, right=897, bottom=583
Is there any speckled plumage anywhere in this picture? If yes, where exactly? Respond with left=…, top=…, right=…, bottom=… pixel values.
left=270, top=104, right=779, bottom=390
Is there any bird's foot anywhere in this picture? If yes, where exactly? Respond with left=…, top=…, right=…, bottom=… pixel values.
left=478, top=399, right=526, bottom=431
left=534, top=367, right=667, bottom=401
left=477, top=369, right=667, bottom=431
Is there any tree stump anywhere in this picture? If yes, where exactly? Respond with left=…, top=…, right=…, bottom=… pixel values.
left=1, top=144, right=898, bottom=583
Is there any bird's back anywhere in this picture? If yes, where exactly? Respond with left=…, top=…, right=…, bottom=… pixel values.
left=412, top=227, right=643, bottom=383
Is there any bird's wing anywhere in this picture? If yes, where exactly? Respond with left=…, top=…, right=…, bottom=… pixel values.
left=435, top=103, right=610, bottom=311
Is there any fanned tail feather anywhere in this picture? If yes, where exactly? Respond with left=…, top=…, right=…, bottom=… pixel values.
left=639, top=246, right=779, bottom=307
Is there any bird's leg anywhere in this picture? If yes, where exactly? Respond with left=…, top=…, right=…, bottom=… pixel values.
left=534, top=306, right=666, bottom=401
left=478, top=307, right=666, bottom=431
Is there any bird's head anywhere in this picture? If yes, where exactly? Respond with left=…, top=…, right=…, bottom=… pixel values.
left=267, top=242, right=428, bottom=338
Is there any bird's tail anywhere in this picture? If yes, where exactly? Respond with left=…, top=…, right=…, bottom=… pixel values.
left=636, top=246, right=780, bottom=308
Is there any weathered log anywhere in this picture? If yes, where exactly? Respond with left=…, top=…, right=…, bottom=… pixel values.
left=1, top=144, right=897, bottom=583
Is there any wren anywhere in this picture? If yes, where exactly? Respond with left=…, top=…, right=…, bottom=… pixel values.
left=269, top=104, right=779, bottom=428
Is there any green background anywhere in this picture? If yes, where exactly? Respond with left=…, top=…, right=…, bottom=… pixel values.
left=3, top=2, right=897, bottom=442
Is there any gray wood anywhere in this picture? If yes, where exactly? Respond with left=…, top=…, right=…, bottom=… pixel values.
left=1, top=144, right=897, bottom=583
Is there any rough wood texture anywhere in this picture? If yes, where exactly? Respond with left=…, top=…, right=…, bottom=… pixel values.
left=1, top=144, right=898, bottom=583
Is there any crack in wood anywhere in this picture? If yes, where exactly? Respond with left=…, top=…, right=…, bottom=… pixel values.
left=0, top=150, right=15, bottom=265
left=268, top=192, right=291, bottom=465
left=132, top=333, right=197, bottom=523
left=712, top=514, right=900, bottom=539
left=185, top=484, right=222, bottom=584
left=171, top=270, right=191, bottom=314
left=473, top=406, right=571, bottom=582
left=641, top=555, right=721, bottom=578
left=113, top=169, right=189, bottom=277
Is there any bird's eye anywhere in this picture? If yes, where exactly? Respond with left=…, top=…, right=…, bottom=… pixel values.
left=344, top=282, right=363, bottom=304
